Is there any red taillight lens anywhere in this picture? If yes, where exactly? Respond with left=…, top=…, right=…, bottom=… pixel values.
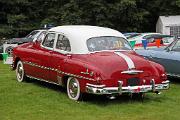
left=161, top=73, right=167, bottom=81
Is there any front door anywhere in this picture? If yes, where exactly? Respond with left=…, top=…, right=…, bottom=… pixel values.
left=30, top=32, right=56, bottom=81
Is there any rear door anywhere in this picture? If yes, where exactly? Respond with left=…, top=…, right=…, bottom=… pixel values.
left=49, top=33, right=72, bottom=84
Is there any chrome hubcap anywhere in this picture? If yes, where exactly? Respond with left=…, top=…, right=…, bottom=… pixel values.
left=69, top=78, right=78, bottom=98
left=17, top=63, right=23, bottom=80
left=5, top=46, right=13, bottom=56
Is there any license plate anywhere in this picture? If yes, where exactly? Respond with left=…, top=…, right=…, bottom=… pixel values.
left=127, top=78, right=140, bottom=86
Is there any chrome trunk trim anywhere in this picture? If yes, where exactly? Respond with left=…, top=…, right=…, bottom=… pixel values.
left=121, top=69, right=143, bottom=74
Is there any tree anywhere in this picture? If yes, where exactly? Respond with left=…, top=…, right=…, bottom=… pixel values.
left=0, top=0, right=180, bottom=38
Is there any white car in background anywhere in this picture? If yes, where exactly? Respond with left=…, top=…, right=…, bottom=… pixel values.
left=127, top=33, right=174, bottom=49
left=1, top=30, right=47, bottom=54
left=6, top=29, right=47, bottom=44
left=0, top=30, right=47, bottom=60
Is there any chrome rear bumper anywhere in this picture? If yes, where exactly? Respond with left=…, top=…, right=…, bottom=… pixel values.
left=86, top=80, right=170, bottom=95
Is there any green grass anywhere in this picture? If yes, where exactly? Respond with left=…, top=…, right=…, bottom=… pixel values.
left=0, top=61, right=180, bottom=120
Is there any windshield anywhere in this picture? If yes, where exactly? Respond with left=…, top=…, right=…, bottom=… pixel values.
left=26, top=31, right=39, bottom=39
left=87, top=36, right=132, bottom=52
left=162, top=36, right=174, bottom=43
left=165, top=38, right=180, bottom=50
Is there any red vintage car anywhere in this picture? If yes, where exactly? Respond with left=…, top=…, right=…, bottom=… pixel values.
left=12, top=26, right=170, bottom=101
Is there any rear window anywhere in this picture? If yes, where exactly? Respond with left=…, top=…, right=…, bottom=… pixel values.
left=87, top=36, right=132, bottom=52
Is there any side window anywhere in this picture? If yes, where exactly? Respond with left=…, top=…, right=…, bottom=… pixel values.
left=56, top=34, right=71, bottom=52
left=143, top=34, right=157, bottom=39
left=42, top=33, right=55, bottom=48
left=147, top=38, right=155, bottom=43
left=172, top=40, right=180, bottom=52
left=143, top=35, right=151, bottom=39
left=143, top=35, right=154, bottom=43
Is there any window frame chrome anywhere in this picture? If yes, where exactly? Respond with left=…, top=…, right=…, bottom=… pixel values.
left=53, top=32, right=72, bottom=55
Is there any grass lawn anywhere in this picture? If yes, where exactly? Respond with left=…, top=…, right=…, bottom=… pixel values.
left=0, top=61, right=180, bottom=120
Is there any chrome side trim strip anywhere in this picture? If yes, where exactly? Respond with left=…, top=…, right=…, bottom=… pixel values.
left=86, top=83, right=105, bottom=88
left=27, top=75, right=60, bottom=86
left=23, top=61, right=95, bottom=81
left=167, top=73, right=180, bottom=78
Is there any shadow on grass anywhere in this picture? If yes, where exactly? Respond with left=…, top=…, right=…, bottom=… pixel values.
left=81, top=93, right=164, bottom=106
left=27, top=78, right=66, bottom=93
left=25, top=78, right=165, bottom=106
left=168, top=77, right=180, bottom=84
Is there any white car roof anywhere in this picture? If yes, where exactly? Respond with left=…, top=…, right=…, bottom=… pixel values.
left=127, top=32, right=161, bottom=41
left=49, top=25, right=125, bottom=54
left=140, top=33, right=161, bottom=36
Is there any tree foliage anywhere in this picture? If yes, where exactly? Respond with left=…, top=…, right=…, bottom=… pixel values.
left=0, top=0, right=180, bottom=38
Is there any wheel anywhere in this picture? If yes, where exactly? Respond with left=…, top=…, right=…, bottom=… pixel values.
left=16, top=60, right=26, bottom=82
left=5, top=46, right=14, bottom=56
left=67, top=77, right=82, bottom=101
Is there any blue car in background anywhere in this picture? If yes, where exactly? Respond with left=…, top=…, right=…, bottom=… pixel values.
left=136, top=38, right=180, bottom=78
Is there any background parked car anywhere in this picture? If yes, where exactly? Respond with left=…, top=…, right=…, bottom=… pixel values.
left=0, top=29, right=47, bottom=59
left=136, top=38, right=180, bottom=78
left=0, top=45, right=3, bottom=54
left=123, top=33, right=141, bottom=39
left=5, top=29, right=47, bottom=44
left=127, top=33, right=174, bottom=49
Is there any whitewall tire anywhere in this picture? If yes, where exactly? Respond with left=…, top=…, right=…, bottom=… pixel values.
left=16, top=60, right=26, bottom=82
left=67, top=77, right=82, bottom=101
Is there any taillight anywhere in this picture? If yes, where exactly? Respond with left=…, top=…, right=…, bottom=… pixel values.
left=161, top=73, right=167, bottom=81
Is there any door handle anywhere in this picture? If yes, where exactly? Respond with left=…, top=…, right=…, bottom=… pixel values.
left=66, top=54, right=72, bottom=59
left=66, top=54, right=71, bottom=57
left=49, top=51, right=53, bottom=53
